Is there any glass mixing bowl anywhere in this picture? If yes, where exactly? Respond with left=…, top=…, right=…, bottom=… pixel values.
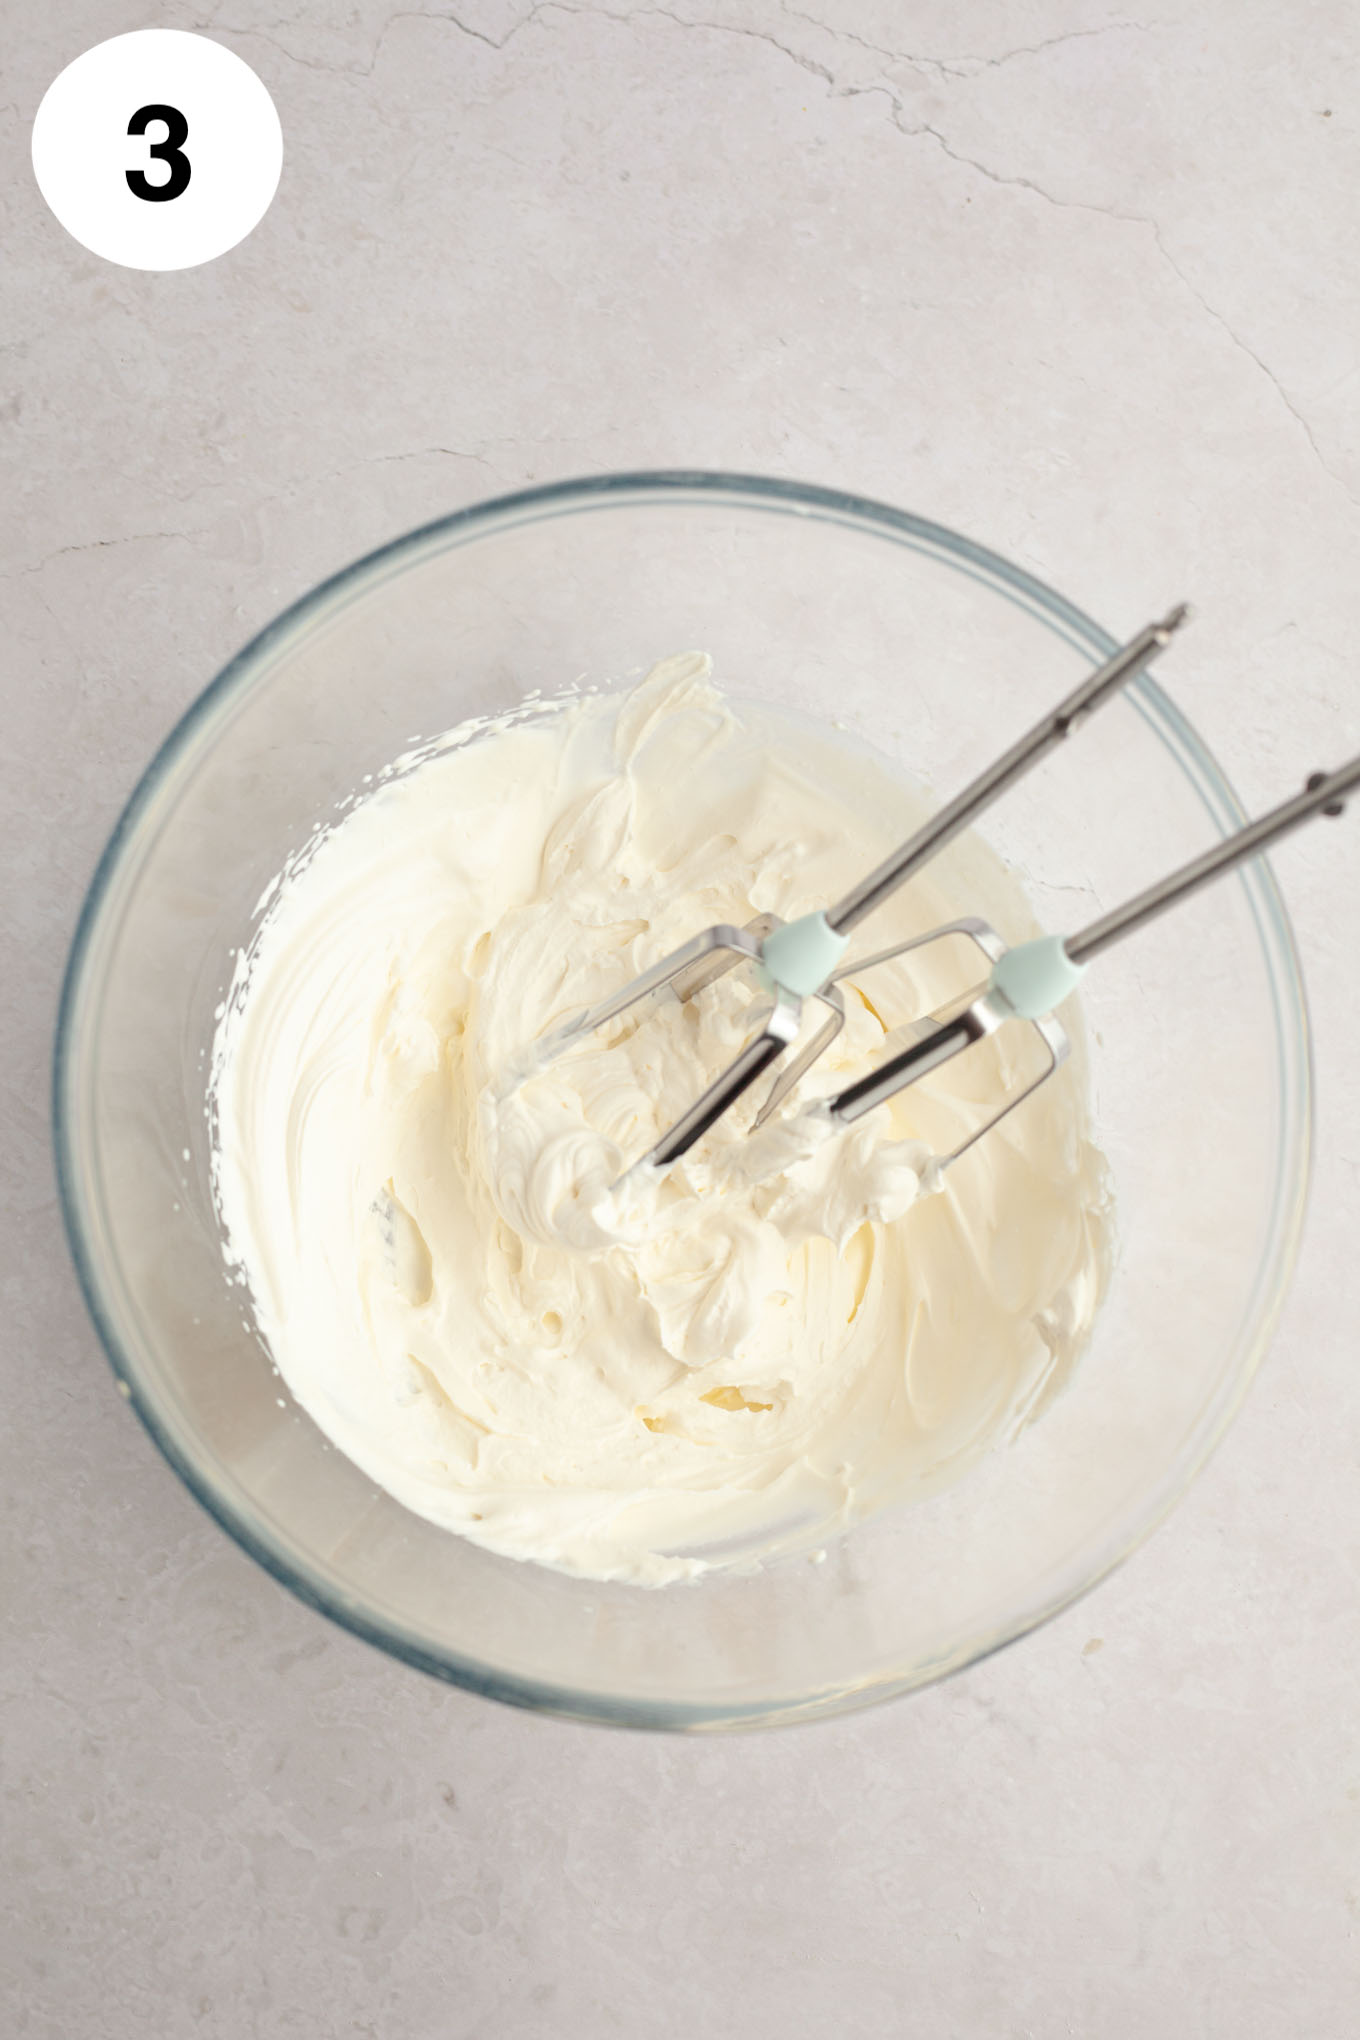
left=54, top=474, right=1311, bottom=1730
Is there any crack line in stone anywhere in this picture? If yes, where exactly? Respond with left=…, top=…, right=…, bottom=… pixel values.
left=191, top=3, right=1356, bottom=512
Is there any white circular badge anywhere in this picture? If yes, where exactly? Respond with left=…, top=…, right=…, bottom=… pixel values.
left=31, top=31, right=283, bottom=272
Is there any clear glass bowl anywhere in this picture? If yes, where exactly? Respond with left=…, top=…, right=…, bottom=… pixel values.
left=54, top=474, right=1311, bottom=1730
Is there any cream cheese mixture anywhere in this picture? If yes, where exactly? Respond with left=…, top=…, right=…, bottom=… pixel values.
left=211, top=655, right=1112, bottom=1584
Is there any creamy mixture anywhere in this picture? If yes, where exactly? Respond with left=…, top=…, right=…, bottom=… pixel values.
left=211, top=656, right=1111, bottom=1585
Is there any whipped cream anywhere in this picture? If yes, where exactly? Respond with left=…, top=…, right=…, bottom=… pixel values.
left=211, top=656, right=1112, bottom=1585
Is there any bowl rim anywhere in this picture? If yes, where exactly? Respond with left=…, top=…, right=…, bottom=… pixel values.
left=52, top=470, right=1314, bottom=1731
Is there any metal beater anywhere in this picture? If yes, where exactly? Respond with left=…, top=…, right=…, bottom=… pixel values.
left=519, top=607, right=1189, bottom=1174
left=806, top=751, right=1359, bottom=1172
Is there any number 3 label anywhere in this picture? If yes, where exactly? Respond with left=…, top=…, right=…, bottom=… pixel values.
left=32, top=31, right=282, bottom=271
left=126, top=105, right=192, bottom=204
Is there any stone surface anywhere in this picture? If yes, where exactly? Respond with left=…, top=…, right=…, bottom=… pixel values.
left=3, top=4, right=1359, bottom=2034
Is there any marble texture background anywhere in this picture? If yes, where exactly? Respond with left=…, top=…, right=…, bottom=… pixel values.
left=4, top=2, right=1359, bottom=2033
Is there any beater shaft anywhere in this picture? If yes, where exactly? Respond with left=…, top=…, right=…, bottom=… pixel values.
left=825, top=605, right=1189, bottom=937
left=1066, top=753, right=1360, bottom=964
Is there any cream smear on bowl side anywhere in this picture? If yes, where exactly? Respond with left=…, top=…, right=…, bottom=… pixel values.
left=210, top=655, right=1112, bottom=1586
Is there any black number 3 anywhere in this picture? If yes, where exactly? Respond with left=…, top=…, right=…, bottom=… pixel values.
left=126, top=104, right=191, bottom=203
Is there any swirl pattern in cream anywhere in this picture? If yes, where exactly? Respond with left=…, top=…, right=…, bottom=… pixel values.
left=211, top=657, right=1111, bottom=1584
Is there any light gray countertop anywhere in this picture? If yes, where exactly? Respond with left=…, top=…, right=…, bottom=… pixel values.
left=4, top=4, right=1359, bottom=2034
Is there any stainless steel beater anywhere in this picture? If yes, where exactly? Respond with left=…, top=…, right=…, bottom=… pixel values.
left=518, top=607, right=1189, bottom=1171
left=807, top=751, right=1359, bottom=1171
